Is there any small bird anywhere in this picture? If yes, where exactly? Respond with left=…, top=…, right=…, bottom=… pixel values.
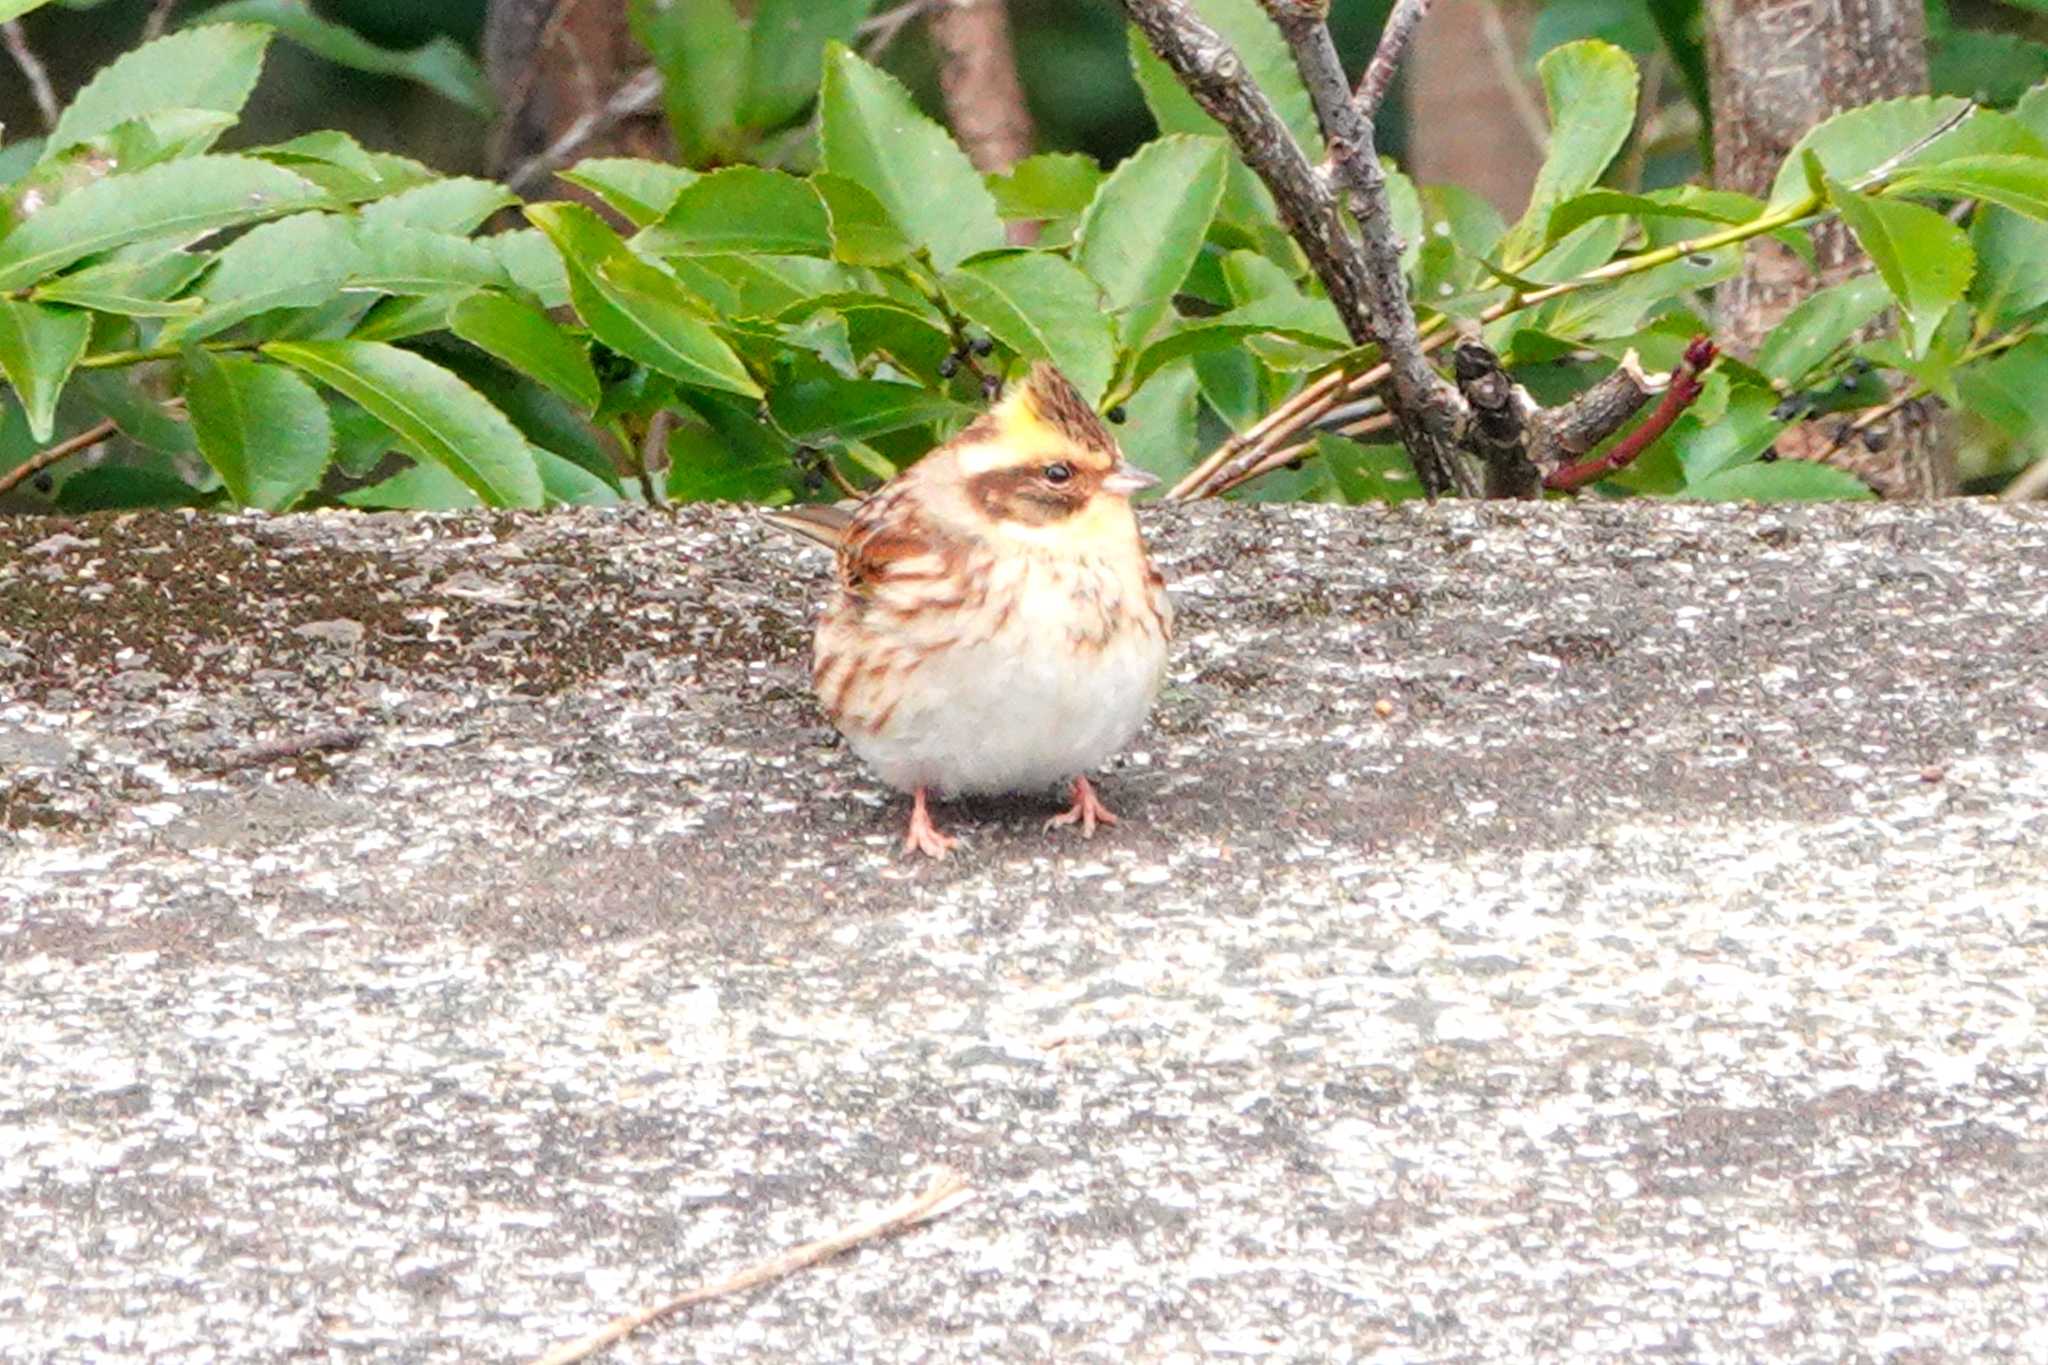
left=765, top=363, right=1172, bottom=858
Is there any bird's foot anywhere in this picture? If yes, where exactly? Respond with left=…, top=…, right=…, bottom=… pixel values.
left=1045, top=775, right=1120, bottom=839
left=903, top=786, right=958, bottom=859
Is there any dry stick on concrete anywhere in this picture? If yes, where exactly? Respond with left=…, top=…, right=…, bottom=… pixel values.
left=527, top=1169, right=974, bottom=1365
left=2, top=20, right=60, bottom=131
left=0, top=419, right=117, bottom=501
left=207, top=727, right=370, bottom=775
left=1355, top=0, right=1432, bottom=120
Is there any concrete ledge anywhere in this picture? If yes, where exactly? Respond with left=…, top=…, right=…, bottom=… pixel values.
left=2, top=502, right=2045, bottom=1361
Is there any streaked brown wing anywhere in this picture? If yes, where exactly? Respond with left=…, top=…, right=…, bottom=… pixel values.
left=836, top=486, right=956, bottom=598
left=757, top=502, right=857, bottom=552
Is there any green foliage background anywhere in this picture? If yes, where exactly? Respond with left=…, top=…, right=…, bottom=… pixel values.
left=4, top=0, right=2048, bottom=513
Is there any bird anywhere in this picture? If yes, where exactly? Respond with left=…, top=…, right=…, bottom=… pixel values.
left=763, top=362, right=1173, bottom=859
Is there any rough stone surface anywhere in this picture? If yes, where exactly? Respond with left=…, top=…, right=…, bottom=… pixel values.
left=2, top=501, right=2046, bottom=1364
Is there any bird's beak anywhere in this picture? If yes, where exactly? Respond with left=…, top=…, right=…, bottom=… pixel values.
left=1102, top=461, right=1160, bottom=497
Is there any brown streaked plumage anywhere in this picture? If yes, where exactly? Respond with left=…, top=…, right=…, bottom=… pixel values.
left=763, top=363, right=1173, bottom=859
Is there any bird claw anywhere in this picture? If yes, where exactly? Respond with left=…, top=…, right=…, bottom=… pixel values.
left=1045, top=776, right=1119, bottom=839
left=903, top=787, right=957, bottom=860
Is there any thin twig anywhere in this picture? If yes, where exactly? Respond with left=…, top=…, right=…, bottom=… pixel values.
left=1545, top=338, right=1717, bottom=492
left=860, top=0, right=937, bottom=56
left=141, top=0, right=181, bottom=42
left=1477, top=2, right=1548, bottom=152
left=2, top=20, right=61, bottom=132
left=638, top=410, right=671, bottom=507
left=1356, top=0, right=1431, bottom=121
left=206, top=728, right=370, bottom=776
left=0, top=419, right=117, bottom=500
left=505, top=65, right=663, bottom=194
left=528, top=1170, right=973, bottom=1365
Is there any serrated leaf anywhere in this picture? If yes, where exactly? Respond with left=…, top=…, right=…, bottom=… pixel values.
left=941, top=251, right=1115, bottom=405
left=1075, top=134, right=1229, bottom=349
left=339, top=457, right=480, bottom=510
left=664, top=253, right=859, bottom=321
left=246, top=131, right=436, bottom=203
left=811, top=173, right=913, bottom=266
left=0, top=155, right=328, bottom=291
left=264, top=339, right=543, bottom=507
left=0, top=299, right=90, bottom=440
left=491, top=228, right=570, bottom=308
left=1956, top=335, right=2048, bottom=446
left=1671, top=384, right=1784, bottom=484
left=527, top=201, right=760, bottom=397
left=1115, top=359, right=1199, bottom=487
left=158, top=212, right=361, bottom=345
left=1769, top=98, right=2048, bottom=209
left=348, top=220, right=510, bottom=295
left=1682, top=459, right=1875, bottom=501
left=359, top=178, right=518, bottom=234
left=1504, top=40, right=1640, bottom=262
left=200, top=0, right=492, bottom=112
left=1828, top=178, right=1972, bottom=356
left=184, top=349, right=332, bottom=511
left=820, top=43, right=1003, bottom=270
left=1971, top=203, right=2048, bottom=324
left=31, top=249, right=208, bottom=317
left=767, top=359, right=966, bottom=442
left=667, top=391, right=798, bottom=501
left=989, top=153, right=1104, bottom=225
left=450, top=290, right=600, bottom=410
left=46, top=24, right=271, bottom=157
left=557, top=159, right=699, bottom=227
left=741, top=0, right=869, bottom=129
left=636, top=166, right=831, bottom=256
left=1755, top=274, right=1892, bottom=382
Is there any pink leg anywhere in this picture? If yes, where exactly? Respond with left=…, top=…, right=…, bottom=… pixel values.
left=902, top=786, right=958, bottom=859
left=1044, top=775, right=1120, bottom=838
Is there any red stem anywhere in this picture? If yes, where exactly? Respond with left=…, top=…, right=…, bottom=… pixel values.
left=1545, top=337, right=1719, bottom=494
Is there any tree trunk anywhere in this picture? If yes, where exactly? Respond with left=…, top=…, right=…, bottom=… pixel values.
left=926, top=0, right=1036, bottom=175
left=1708, top=0, right=1955, bottom=497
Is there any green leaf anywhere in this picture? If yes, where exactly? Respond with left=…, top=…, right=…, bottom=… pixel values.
left=348, top=221, right=510, bottom=295
left=526, top=201, right=760, bottom=397
left=491, top=228, right=571, bottom=309
left=557, top=159, right=700, bottom=227
left=1956, top=335, right=2048, bottom=446
left=1115, top=359, right=1199, bottom=487
left=1828, top=178, right=1972, bottom=356
left=631, top=0, right=747, bottom=165
left=1769, top=99, right=2048, bottom=209
left=46, top=24, right=271, bottom=157
left=0, top=300, right=90, bottom=440
left=819, top=43, right=1003, bottom=270
left=767, top=360, right=966, bottom=443
left=1971, top=203, right=2048, bottom=324
left=1546, top=186, right=1762, bottom=243
left=71, top=370, right=196, bottom=456
left=667, top=391, right=798, bottom=501
left=1126, top=292, right=1347, bottom=390
left=158, top=212, right=361, bottom=345
left=741, top=0, right=869, bottom=129
left=635, top=166, right=831, bottom=256
left=0, top=1, right=55, bottom=21
left=1887, top=154, right=2048, bottom=220
left=664, top=253, right=859, bottom=321
left=339, top=458, right=480, bottom=510
left=245, top=131, right=436, bottom=202
left=55, top=466, right=204, bottom=512
left=1756, top=275, right=1892, bottom=382
left=990, top=152, right=1104, bottom=221
left=811, top=173, right=914, bottom=266
left=535, top=446, right=623, bottom=506
left=197, top=0, right=492, bottom=112
left=1321, top=432, right=1427, bottom=505
left=1504, top=40, right=1640, bottom=262
left=1682, top=459, right=1875, bottom=501
left=31, top=249, right=207, bottom=318
left=449, top=290, right=601, bottom=411
left=941, top=251, right=1116, bottom=405
left=263, top=339, right=544, bottom=508
left=359, top=178, right=518, bottom=234
left=1075, top=134, right=1229, bottom=350
left=1671, top=384, right=1784, bottom=483
left=184, top=349, right=333, bottom=511
left=0, top=155, right=328, bottom=291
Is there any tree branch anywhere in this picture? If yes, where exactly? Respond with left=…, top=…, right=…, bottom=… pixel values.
left=1121, top=0, right=1467, bottom=495
left=0, top=419, right=117, bottom=501
left=2, top=20, right=60, bottom=131
left=1544, top=338, right=1718, bottom=493
left=1357, top=0, right=1432, bottom=120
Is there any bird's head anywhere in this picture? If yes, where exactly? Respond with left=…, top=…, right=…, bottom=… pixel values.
left=944, top=363, right=1158, bottom=547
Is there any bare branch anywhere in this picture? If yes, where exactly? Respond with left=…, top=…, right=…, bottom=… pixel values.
left=860, top=0, right=937, bottom=56
left=1357, top=0, right=1432, bottom=120
left=2, top=20, right=60, bottom=132
left=141, top=0, right=181, bottom=42
left=1545, top=338, right=1719, bottom=493
left=927, top=0, right=1036, bottom=174
left=505, top=64, right=662, bottom=194
left=1123, top=0, right=1468, bottom=495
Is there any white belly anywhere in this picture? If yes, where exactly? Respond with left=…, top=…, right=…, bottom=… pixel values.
left=832, top=558, right=1170, bottom=798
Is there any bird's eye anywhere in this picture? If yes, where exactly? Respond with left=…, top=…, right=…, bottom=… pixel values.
left=1042, top=462, right=1073, bottom=484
